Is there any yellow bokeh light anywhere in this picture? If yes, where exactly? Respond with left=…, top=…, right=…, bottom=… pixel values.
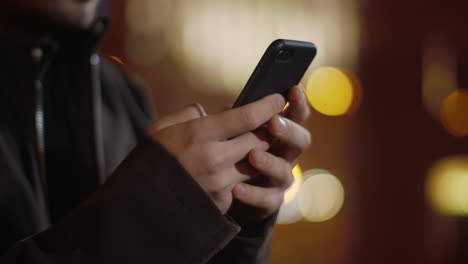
left=440, top=89, right=468, bottom=137
left=292, top=164, right=303, bottom=178
left=427, top=155, right=468, bottom=216
left=277, top=164, right=303, bottom=224
left=421, top=44, right=457, bottom=117
left=298, top=171, right=345, bottom=222
left=306, top=67, right=361, bottom=116
left=284, top=165, right=303, bottom=204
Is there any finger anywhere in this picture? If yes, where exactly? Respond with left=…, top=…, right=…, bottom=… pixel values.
left=221, top=129, right=273, bottom=162
left=221, top=104, right=232, bottom=111
left=196, top=132, right=270, bottom=175
left=283, top=85, right=310, bottom=124
left=194, top=94, right=285, bottom=141
left=217, top=165, right=262, bottom=194
left=150, top=103, right=206, bottom=132
left=200, top=166, right=255, bottom=194
left=232, top=182, right=284, bottom=211
left=268, top=115, right=312, bottom=162
left=248, top=149, right=293, bottom=189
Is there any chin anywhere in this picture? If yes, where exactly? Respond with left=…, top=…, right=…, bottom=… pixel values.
left=50, top=0, right=99, bottom=30
left=3, top=0, right=101, bottom=32
left=55, top=11, right=97, bottom=30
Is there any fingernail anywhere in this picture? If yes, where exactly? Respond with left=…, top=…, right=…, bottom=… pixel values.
left=276, top=116, right=288, bottom=134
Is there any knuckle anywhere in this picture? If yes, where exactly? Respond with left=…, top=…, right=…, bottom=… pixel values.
left=284, top=169, right=294, bottom=188
left=271, top=94, right=285, bottom=112
left=303, top=130, right=312, bottom=148
left=264, top=192, right=283, bottom=210
left=277, top=165, right=293, bottom=189
left=254, top=150, right=270, bottom=168
left=261, top=194, right=272, bottom=208
left=240, top=108, right=260, bottom=129
left=200, top=145, right=223, bottom=174
left=184, top=121, right=203, bottom=144
left=291, top=125, right=312, bottom=151
left=206, top=177, right=229, bottom=193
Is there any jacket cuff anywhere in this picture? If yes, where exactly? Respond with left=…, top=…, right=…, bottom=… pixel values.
left=207, top=209, right=278, bottom=263
left=31, top=137, right=240, bottom=263
left=236, top=211, right=278, bottom=238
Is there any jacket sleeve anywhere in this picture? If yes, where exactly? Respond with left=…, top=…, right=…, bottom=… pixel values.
left=120, top=67, right=278, bottom=264
left=1, top=60, right=276, bottom=263
left=207, top=213, right=278, bottom=264
left=117, top=62, right=278, bottom=264
left=1, top=138, right=241, bottom=263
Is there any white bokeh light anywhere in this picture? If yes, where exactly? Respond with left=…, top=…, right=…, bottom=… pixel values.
left=298, top=170, right=345, bottom=222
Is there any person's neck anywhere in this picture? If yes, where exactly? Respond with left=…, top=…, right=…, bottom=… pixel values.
left=0, top=15, right=55, bottom=42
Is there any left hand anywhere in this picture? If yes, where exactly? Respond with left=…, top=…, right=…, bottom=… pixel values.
left=228, top=85, right=312, bottom=225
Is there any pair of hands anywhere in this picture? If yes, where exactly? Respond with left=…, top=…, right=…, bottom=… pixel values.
left=148, top=86, right=311, bottom=226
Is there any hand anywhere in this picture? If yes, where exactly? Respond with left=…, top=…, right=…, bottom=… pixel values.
left=148, top=95, right=286, bottom=214
left=229, top=86, right=312, bottom=225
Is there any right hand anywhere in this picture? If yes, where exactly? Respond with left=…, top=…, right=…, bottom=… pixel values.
left=148, top=94, right=285, bottom=214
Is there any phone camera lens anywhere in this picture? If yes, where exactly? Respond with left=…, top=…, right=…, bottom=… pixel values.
left=276, top=50, right=293, bottom=61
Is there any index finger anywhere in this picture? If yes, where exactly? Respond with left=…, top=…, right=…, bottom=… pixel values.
left=196, top=94, right=285, bottom=141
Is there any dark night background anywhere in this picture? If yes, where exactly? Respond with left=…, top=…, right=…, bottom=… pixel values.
left=97, top=0, right=468, bottom=263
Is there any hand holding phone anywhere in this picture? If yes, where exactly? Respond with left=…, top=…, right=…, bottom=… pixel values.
left=227, top=40, right=315, bottom=224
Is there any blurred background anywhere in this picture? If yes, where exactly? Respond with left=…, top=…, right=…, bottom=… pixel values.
left=98, top=0, right=468, bottom=263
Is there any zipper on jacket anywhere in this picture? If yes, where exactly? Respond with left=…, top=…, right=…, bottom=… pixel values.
left=90, top=53, right=105, bottom=183
left=35, top=80, right=47, bottom=193
left=33, top=53, right=103, bottom=194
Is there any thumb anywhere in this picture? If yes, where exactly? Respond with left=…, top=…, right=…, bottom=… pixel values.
left=149, top=103, right=207, bottom=133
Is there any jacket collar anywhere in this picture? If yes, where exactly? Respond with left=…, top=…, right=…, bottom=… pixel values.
left=0, top=18, right=109, bottom=74
left=0, top=18, right=110, bottom=185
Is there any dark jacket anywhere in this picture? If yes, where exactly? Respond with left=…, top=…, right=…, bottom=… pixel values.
left=0, top=21, right=274, bottom=263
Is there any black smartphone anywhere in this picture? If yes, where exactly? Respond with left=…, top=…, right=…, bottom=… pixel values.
left=233, top=39, right=317, bottom=108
